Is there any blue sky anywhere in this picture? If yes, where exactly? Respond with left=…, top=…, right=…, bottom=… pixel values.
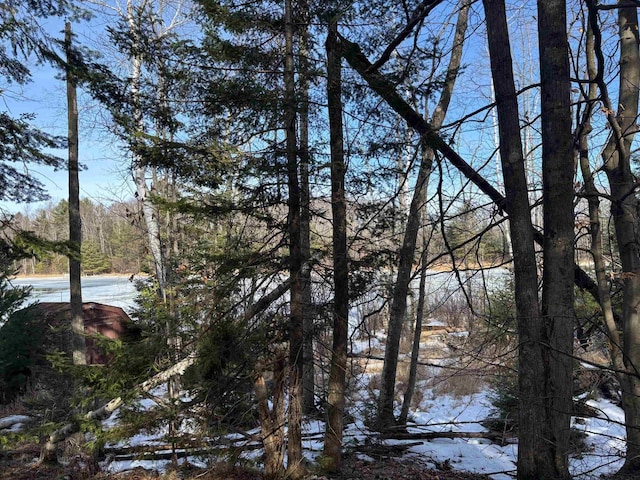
left=0, top=17, right=135, bottom=215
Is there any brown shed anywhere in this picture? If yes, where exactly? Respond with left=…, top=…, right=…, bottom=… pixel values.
left=31, top=302, right=135, bottom=365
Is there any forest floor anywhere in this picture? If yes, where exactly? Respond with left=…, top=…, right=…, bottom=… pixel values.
left=0, top=440, right=494, bottom=479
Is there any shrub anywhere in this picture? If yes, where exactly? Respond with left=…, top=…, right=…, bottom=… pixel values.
left=0, top=306, right=42, bottom=403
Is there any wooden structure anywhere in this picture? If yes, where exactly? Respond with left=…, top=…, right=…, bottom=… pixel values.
left=31, top=302, right=135, bottom=365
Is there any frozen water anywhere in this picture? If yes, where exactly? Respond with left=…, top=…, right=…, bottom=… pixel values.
left=10, top=275, right=139, bottom=312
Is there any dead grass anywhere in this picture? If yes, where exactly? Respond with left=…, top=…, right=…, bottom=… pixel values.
left=430, top=370, right=487, bottom=398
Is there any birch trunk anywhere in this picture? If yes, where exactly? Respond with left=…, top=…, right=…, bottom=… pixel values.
left=127, top=0, right=166, bottom=300
left=40, top=279, right=291, bottom=463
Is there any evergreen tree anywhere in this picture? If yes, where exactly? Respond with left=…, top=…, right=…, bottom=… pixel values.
left=81, top=240, right=111, bottom=275
left=0, top=0, right=88, bottom=203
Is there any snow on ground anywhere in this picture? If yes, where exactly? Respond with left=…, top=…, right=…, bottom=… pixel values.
left=0, top=414, right=32, bottom=432
left=1, top=391, right=626, bottom=478
left=4, top=272, right=628, bottom=477
left=570, top=399, right=626, bottom=478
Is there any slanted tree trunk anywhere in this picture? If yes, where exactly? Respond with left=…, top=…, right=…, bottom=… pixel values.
left=588, top=1, right=640, bottom=474
left=577, top=5, right=621, bottom=376
left=377, top=0, right=469, bottom=430
left=40, top=279, right=291, bottom=463
left=41, top=351, right=198, bottom=463
left=337, top=31, right=605, bottom=306
left=322, top=20, right=349, bottom=473
left=397, top=0, right=469, bottom=425
left=65, top=22, right=86, bottom=367
left=398, top=193, right=427, bottom=426
left=537, top=0, right=575, bottom=476
left=284, top=0, right=304, bottom=476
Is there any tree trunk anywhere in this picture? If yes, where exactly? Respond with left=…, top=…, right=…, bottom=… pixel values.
left=397, top=0, right=470, bottom=426
left=255, top=351, right=286, bottom=480
left=127, top=0, right=166, bottom=300
left=40, top=279, right=291, bottom=462
left=590, top=1, right=640, bottom=474
left=41, top=351, right=198, bottom=463
left=335, top=32, right=602, bottom=309
left=65, top=22, right=86, bottom=367
left=537, top=0, right=575, bottom=477
left=482, top=1, right=563, bottom=478
left=577, top=16, right=631, bottom=475
left=298, top=0, right=315, bottom=416
left=322, top=20, right=349, bottom=473
left=377, top=0, right=469, bottom=430
left=284, top=0, right=304, bottom=476
left=398, top=196, right=427, bottom=426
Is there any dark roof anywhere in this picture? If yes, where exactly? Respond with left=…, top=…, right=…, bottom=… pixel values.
left=29, top=302, right=135, bottom=365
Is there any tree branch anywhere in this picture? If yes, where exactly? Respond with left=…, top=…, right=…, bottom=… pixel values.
left=335, top=33, right=603, bottom=307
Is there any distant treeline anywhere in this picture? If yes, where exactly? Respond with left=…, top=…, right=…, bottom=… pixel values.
left=11, top=198, right=149, bottom=276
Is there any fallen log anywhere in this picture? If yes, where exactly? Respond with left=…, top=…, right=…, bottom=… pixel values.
left=41, top=352, right=198, bottom=462
left=354, top=441, right=424, bottom=458
left=380, top=430, right=511, bottom=442
left=106, top=443, right=264, bottom=463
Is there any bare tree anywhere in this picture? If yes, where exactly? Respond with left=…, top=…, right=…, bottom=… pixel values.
left=398, top=0, right=470, bottom=425
left=585, top=1, right=640, bottom=475
left=377, top=0, right=470, bottom=430
left=536, top=0, right=575, bottom=475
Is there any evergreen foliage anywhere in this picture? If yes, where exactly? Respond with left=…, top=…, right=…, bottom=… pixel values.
left=9, top=198, right=147, bottom=275
left=81, top=240, right=111, bottom=275
left=0, top=305, right=42, bottom=403
left=0, top=240, right=35, bottom=402
left=0, top=0, right=91, bottom=203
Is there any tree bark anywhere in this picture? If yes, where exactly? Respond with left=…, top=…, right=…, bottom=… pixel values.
left=40, top=279, right=291, bottom=462
left=482, top=1, right=561, bottom=478
left=322, top=20, right=349, bottom=473
left=41, top=352, right=198, bottom=462
left=255, top=350, right=286, bottom=480
left=298, top=0, right=315, bottom=416
left=334, top=32, right=602, bottom=307
left=398, top=194, right=427, bottom=426
left=589, top=1, right=640, bottom=474
left=284, top=0, right=304, bottom=476
left=536, top=0, right=575, bottom=477
left=377, top=0, right=469, bottom=430
left=65, top=22, right=86, bottom=366
left=127, top=0, right=167, bottom=300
